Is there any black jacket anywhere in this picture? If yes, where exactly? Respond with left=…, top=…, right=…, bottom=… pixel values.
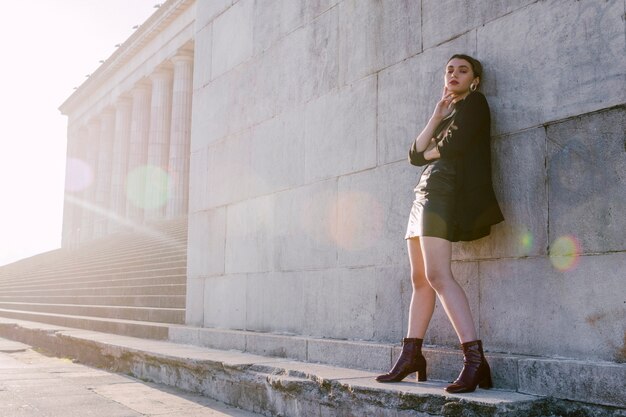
left=409, top=91, right=504, bottom=240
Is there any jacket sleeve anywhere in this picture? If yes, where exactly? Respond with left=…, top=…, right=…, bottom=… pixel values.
left=437, top=92, right=490, bottom=158
left=408, top=140, right=429, bottom=166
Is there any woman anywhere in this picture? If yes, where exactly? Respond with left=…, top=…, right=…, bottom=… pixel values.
left=376, top=54, right=504, bottom=393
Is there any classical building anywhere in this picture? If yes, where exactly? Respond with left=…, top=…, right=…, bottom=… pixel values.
left=59, top=0, right=195, bottom=246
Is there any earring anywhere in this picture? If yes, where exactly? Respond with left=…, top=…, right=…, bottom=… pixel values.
left=470, top=83, right=477, bottom=92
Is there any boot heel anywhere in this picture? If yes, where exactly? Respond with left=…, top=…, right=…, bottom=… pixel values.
left=416, top=359, right=427, bottom=382
left=478, top=372, right=493, bottom=389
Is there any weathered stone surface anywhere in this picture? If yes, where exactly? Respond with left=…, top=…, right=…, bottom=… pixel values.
left=187, top=208, right=226, bottom=279
left=184, top=278, right=204, bottom=327
left=304, top=74, right=377, bottom=182
left=252, top=0, right=282, bottom=56
left=479, top=254, right=626, bottom=362
left=453, top=127, right=549, bottom=260
left=274, top=179, right=337, bottom=271
left=211, top=0, right=254, bottom=79
left=203, top=275, right=247, bottom=330
left=335, top=161, right=415, bottom=268
left=245, top=272, right=306, bottom=335
left=187, top=148, right=207, bottom=212
left=338, top=0, right=421, bottom=86
left=192, top=23, right=212, bottom=90
left=302, top=267, right=377, bottom=340
left=307, top=338, right=391, bottom=372
left=378, top=32, right=476, bottom=164
left=519, top=357, right=626, bottom=408
left=422, top=0, right=535, bottom=50
left=477, top=0, right=626, bottom=135
left=195, top=0, right=232, bottom=32
left=245, top=332, right=307, bottom=361
left=275, top=6, right=339, bottom=113
left=280, top=0, right=339, bottom=35
left=373, top=264, right=408, bottom=342
left=225, top=194, right=275, bottom=274
left=547, top=107, right=626, bottom=254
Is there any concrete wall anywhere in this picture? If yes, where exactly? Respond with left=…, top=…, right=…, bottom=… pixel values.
left=187, top=0, right=626, bottom=363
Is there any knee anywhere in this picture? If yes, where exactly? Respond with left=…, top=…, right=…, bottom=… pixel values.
left=424, top=269, right=452, bottom=292
left=410, top=270, right=429, bottom=290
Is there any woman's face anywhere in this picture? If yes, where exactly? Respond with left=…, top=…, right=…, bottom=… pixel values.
left=445, top=58, right=479, bottom=95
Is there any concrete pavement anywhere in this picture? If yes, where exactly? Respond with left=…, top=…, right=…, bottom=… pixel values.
left=0, top=337, right=262, bottom=417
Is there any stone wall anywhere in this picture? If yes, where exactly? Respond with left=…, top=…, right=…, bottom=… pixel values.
left=187, top=0, right=626, bottom=363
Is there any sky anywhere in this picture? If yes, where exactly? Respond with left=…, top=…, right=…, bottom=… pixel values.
left=0, top=0, right=160, bottom=266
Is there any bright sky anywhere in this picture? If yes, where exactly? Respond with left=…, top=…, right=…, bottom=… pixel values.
left=0, top=0, right=159, bottom=266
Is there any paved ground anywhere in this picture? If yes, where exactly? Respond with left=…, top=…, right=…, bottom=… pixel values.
left=0, top=337, right=263, bottom=417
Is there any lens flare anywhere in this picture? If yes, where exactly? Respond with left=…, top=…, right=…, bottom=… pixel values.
left=65, top=158, right=93, bottom=192
left=520, top=230, right=534, bottom=255
left=126, top=165, right=170, bottom=209
left=549, top=235, right=581, bottom=271
left=331, top=191, right=384, bottom=251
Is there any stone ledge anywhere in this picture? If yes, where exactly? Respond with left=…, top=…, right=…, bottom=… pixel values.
left=168, top=326, right=626, bottom=409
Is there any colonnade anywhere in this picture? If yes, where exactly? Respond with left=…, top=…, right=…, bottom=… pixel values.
left=62, top=50, right=194, bottom=247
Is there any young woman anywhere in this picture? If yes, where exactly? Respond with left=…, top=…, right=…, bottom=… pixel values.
left=376, top=54, right=504, bottom=393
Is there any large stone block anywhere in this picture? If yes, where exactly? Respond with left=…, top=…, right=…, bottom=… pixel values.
left=280, top=0, right=339, bottom=35
left=547, top=107, right=626, bottom=254
left=195, top=0, right=232, bottom=32
left=477, top=0, right=626, bottom=135
left=245, top=272, right=306, bottom=335
left=190, top=81, right=230, bottom=150
left=378, top=32, right=476, bottom=164
left=192, top=23, right=212, bottom=90
left=338, top=0, right=421, bottom=86
left=275, top=6, right=339, bottom=113
left=211, top=0, right=254, bottom=78
left=335, top=161, right=415, bottom=268
left=185, top=278, right=205, bottom=326
left=479, top=254, right=626, bottom=361
left=188, top=148, right=207, bottom=213
left=253, top=0, right=282, bottom=55
left=372, top=264, right=408, bottom=342
left=519, top=357, right=626, bottom=408
left=274, top=178, right=337, bottom=271
left=203, top=274, right=247, bottom=330
left=187, top=208, right=226, bottom=279
left=225, top=193, right=275, bottom=274
left=304, top=75, right=377, bottom=182
left=246, top=108, right=306, bottom=199
left=422, top=0, right=535, bottom=50
left=453, top=127, right=549, bottom=260
left=302, top=267, right=378, bottom=340
left=205, top=130, right=253, bottom=208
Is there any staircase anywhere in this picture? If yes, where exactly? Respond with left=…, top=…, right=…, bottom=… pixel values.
left=0, top=217, right=187, bottom=340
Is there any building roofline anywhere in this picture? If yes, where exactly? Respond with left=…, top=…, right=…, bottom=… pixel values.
left=58, top=0, right=194, bottom=116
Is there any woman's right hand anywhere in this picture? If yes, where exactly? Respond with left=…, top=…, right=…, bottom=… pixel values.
left=432, top=86, right=457, bottom=121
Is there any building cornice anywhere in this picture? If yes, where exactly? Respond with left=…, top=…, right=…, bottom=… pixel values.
left=59, top=0, right=194, bottom=116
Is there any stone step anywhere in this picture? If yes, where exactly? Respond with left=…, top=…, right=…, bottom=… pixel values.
left=0, top=274, right=186, bottom=292
left=0, top=266, right=188, bottom=287
left=0, top=317, right=621, bottom=417
left=0, top=253, right=187, bottom=282
left=0, top=302, right=184, bottom=324
left=0, top=295, right=185, bottom=308
left=0, top=283, right=186, bottom=297
left=0, top=310, right=173, bottom=340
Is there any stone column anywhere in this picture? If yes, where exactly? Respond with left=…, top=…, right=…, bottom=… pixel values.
left=62, top=124, right=80, bottom=248
left=110, top=96, right=133, bottom=231
left=81, top=118, right=100, bottom=242
left=93, top=108, right=116, bottom=238
left=126, top=81, right=152, bottom=222
left=166, top=51, right=194, bottom=218
left=145, top=66, right=173, bottom=220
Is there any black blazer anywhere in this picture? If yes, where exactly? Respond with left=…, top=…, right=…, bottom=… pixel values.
left=409, top=91, right=504, bottom=240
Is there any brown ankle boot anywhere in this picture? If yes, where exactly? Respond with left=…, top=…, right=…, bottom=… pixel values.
left=445, top=340, right=493, bottom=393
left=376, top=338, right=427, bottom=383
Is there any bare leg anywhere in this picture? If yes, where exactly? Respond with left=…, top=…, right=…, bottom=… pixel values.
left=406, top=237, right=436, bottom=338
left=420, top=236, right=477, bottom=343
